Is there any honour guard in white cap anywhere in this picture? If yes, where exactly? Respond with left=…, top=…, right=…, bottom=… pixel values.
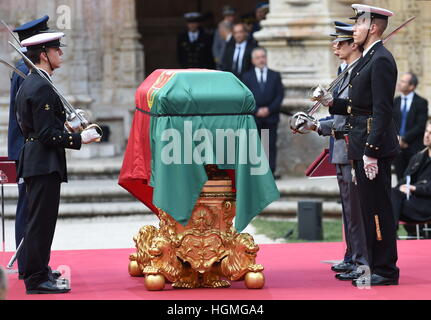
left=313, top=4, right=400, bottom=286
left=7, top=15, right=51, bottom=281
left=15, top=30, right=101, bottom=294
left=299, top=22, right=369, bottom=280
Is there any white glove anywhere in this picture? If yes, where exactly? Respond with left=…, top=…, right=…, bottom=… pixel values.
left=312, top=85, right=333, bottom=107
left=66, top=109, right=87, bottom=132
left=80, top=128, right=101, bottom=144
left=296, top=114, right=318, bottom=132
left=363, top=155, right=378, bottom=180
left=351, top=168, right=357, bottom=185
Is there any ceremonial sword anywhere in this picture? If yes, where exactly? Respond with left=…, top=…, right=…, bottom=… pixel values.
left=291, top=16, right=416, bottom=134
left=8, top=41, right=103, bottom=139
left=0, top=58, right=27, bottom=79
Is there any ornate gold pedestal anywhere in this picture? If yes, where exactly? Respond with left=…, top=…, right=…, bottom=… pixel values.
left=128, top=166, right=264, bottom=290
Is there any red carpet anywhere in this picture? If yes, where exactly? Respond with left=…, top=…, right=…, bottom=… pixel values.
left=4, top=240, right=431, bottom=300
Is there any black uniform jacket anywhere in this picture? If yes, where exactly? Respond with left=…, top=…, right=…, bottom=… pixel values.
left=177, top=29, right=215, bottom=69
left=15, top=70, right=82, bottom=182
left=329, top=41, right=400, bottom=160
left=393, top=93, right=429, bottom=154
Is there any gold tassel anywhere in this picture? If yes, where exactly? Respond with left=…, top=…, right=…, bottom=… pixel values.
left=374, top=215, right=383, bottom=241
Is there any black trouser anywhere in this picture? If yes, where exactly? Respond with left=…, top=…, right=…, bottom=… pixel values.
left=256, top=121, right=278, bottom=175
left=23, top=173, right=61, bottom=290
left=14, top=161, right=29, bottom=274
left=354, top=157, right=399, bottom=279
left=336, top=164, right=368, bottom=266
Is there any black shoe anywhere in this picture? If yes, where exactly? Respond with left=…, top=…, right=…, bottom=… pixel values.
left=331, top=262, right=356, bottom=273
left=335, top=269, right=363, bottom=281
left=20, top=270, right=62, bottom=281
left=26, top=280, right=71, bottom=294
left=352, top=273, right=399, bottom=287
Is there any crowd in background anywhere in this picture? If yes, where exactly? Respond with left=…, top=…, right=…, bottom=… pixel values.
left=176, top=3, right=269, bottom=74
left=176, top=2, right=285, bottom=179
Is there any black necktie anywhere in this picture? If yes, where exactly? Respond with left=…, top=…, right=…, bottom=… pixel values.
left=234, top=45, right=242, bottom=74
left=259, top=69, right=265, bottom=91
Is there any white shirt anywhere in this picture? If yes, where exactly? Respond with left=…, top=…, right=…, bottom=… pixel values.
left=347, top=57, right=361, bottom=74
left=255, top=67, right=268, bottom=83
left=400, top=91, right=415, bottom=113
left=188, top=31, right=199, bottom=43
left=233, top=41, right=247, bottom=73
left=362, top=40, right=381, bottom=57
left=339, top=62, right=347, bottom=72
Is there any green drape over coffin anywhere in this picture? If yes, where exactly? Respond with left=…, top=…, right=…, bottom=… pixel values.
left=119, top=69, right=279, bottom=232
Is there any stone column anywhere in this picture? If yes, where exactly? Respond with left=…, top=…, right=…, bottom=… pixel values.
left=254, top=0, right=359, bottom=175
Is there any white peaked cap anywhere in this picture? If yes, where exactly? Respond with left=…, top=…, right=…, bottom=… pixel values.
left=21, top=32, right=65, bottom=48
left=351, top=4, right=394, bottom=19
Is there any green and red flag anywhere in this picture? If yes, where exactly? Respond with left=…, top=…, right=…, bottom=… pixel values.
left=118, top=69, right=279, bottom=232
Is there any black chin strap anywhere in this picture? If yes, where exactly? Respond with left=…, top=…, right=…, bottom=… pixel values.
left=43, top=47, right=54, bottom=73
left=359, top=18, right=373, bottom=51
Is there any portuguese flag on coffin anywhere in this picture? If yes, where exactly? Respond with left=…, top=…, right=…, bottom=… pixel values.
left=118, top=69, right=280, bottom=232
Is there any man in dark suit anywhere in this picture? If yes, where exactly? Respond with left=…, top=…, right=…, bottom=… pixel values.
left=177, top=12, right=215, bottom=69
left=7, top=15, right=49, bottom=280
left=315, top=4, right=400, bottom=286
left=16, top=31, right=100, bottom=294
left=221, top=23, right=256, bottom=78
left=393, top=72, right=429, bottom=180
left=392, top=121, right=431, bottom=238
left=241, top=47, right=284, bottom=175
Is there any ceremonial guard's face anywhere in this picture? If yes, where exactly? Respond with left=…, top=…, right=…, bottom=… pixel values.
left=424, top=124, right=431, bottom=148
left=353, top=17, right=370, bottom=45
left=336, top=41, right=354, bottom=60
left=46, top=47, right=63, bottom=70
left=332, top=42, right=340, bottom=57
left=187, top=22, right=199, bottom=32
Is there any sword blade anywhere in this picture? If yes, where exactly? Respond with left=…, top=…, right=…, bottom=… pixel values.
left=0, top=20, right=21, bottom=45
left=307, top=16, right=416, bottom=116
left=383, top=16, right=416, bottom=45
left=0, top=57, right=27, bottom=79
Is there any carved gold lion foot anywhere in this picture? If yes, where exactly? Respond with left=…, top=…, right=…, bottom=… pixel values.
left=128, top=253, right=143, bottom=277
left=244, top=271, right=265, bottom=289
left=143, top=266, right=166, bottom=291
